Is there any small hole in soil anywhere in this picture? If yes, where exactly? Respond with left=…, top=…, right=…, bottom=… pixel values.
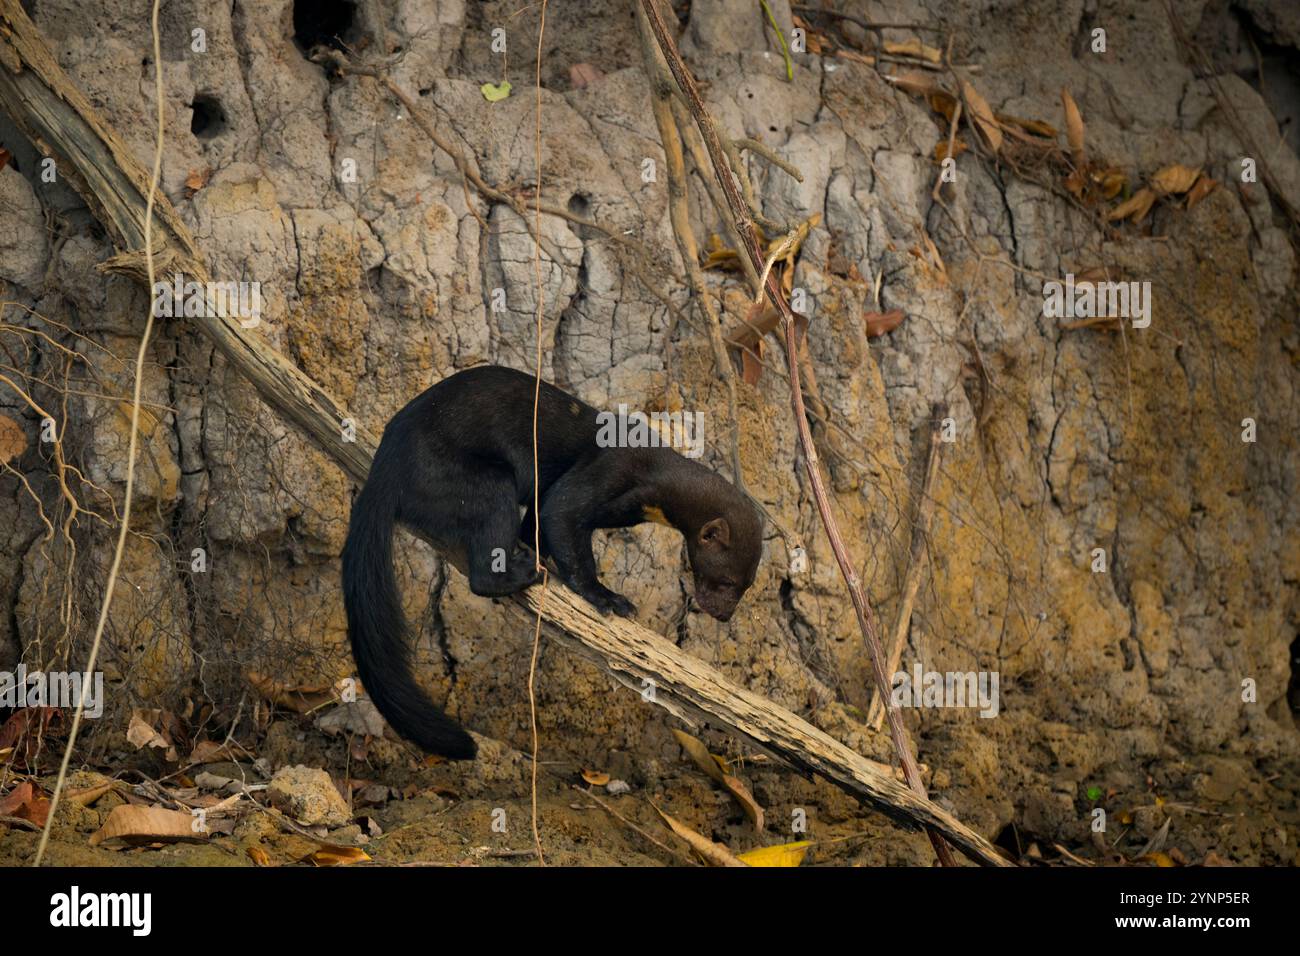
left=292, top=0, right=357, bottom=55
left=190, top=95, right=227, bottom=139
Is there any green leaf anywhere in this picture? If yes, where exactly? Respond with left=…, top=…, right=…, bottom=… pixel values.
left=480, top=81, right=512, bottom=102
left=1086, top=785, right=1102, bottom=802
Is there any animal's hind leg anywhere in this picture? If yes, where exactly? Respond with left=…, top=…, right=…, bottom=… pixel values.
left=463, top=473, right=541, bottom=597
left=399, top=462, right=539, bottom=597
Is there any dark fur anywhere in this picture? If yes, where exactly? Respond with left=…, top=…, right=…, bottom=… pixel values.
left=343, top=365, right=764, bottom=759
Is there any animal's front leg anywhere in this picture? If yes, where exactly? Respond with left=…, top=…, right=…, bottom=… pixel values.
left=540, top=510, right=636, bottom=617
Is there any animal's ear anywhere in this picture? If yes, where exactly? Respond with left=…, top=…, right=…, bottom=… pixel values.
left=698, top=517, right=730, bottom=548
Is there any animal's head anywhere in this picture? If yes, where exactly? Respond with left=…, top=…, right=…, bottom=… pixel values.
left=686, top=503, right=764, bottom=622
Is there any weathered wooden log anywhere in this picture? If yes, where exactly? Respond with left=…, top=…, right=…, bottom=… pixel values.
left=0, top=0, right=1009, bottom=865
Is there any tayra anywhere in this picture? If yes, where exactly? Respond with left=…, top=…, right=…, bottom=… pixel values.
left=342, top=364, right=764, bottom=759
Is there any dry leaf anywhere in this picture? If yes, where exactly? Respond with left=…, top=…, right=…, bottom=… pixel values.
left=1108, top=187, right=1156, bottom=223
left=581, top=769, right=611, bottom=787
left=884, top=70, right=942, bottom=98
left=67, top=780, right=118, bottom=808
left=1202, top=850, right=1234, bottom=866
left=0, top=781, right=50, bottom=826
left=672, top=730, right=764, bottom=830
left=737, top=841, right=811, bottom=867
left=246, top=845, right=272, bottom=866
left=0, top=415, right=26, bottom=465
left=306, top=845, right=371, bottom=866
left=1185, top=174, right=1218, bottom=210
left=89, top=805, right=204, bottom=846
left=184, top=167, right=211, bottom=195
left=960, top=80, right=1002, bottom=153
left=1151, top=163, right=1201, bottom=196
left=928, top=90, right=959, bottom=122
left=1095, top=168, right=1127, bottom=200
left=0, top=147, right=11, bottom=171
left=995, top=113, right=1058, bottom=138
left=934, top=138, right=968, bottom=162
left=654, top=806, right=747, bottom=867
left=1138, top=851, right=1178, bottom=867
left=1061, top=88, right=1085, bottom=166
left=864, top=309, right=906, bottom=338
left=883, top=38, right=941, bottom=63
left=247, top=672, right=338, bottom=713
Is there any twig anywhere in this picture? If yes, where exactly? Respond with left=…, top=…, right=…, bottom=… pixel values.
left=867, top=404, right=946, bottom=730
left=573, top=785, right=698, bottom=865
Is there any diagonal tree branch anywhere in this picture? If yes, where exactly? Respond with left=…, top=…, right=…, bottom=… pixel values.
left=0, top=0, right=1007, bottom=865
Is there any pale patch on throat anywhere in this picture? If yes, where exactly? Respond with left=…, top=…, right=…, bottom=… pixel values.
left=642, top=505, right=672, bottom=527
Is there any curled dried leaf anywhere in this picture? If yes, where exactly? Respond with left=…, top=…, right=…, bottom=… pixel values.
left=960, top=79, right=1002, bottom=153
left=1107, top=187, right=1156, bottom=223
left=1061, top=88, right=1085, bottom=166
left=864, top=309, right=906, bottom=337
left=995, top=113, right=1058, bottom=138
left=581, top=769, right=611, bottom=787
left=1151, top=163, right=1201, bottom=196
left=934, top=138, right=967, bottom=162
left=883, top=38, right=942, bottom=63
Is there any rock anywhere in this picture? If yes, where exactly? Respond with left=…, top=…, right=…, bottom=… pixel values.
left=267, top=766, right=351, bottom=827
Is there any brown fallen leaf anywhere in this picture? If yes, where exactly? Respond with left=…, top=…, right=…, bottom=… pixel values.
left=0, top=781, right=51, bottom=827
left=960, top=80, right=1002, bottom=153
left=864, top=309, right=906, bottom=338
left=184, top=167, right=211, bottom=195
left=67, top=779, right=119, bottom=808
left=581, top=769, right=611, bottom=787
left=89, top=804, right=205, bottom=846
left=737, top=841, right=812, bottom=867
left=1151, top=163, right=1201, bottom=196
left=1185, top=174, right=1218, bottom=210
left=884, top=70, right=942, bottom=99
left=1107, top=187, right=1156, bottom=223
left=247, top=672, right=338, bottom=714
left=1095, top=167, right=1127, bottom=200
left=1202, top=850, right=1234, bottom=866
left=1138, top=851, right=1179, bottom=867
left=672, top=730, right=764, bottom=831
left=653, top=805, right=747, bottom=867
left=0, top=147, right=11, bottom=171
left=1061, top=88, right=1086, bottom=167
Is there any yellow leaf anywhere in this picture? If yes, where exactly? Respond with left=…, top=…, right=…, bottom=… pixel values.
left=307, top=845, right=371, bottom=867
left=1151, top=163, right=1201, bottom=196
left=934, top=138, right=967, bottom=162
left=480, top=81, right=512, bottom=103
left=1139, top=851, right=1178, bottom=868
left=246, top=846, right=271, bottom=866
left=737, top=841, right=812, bottom=867
left=1107, top=187, right=1156, bottom=223
left=883, top=38, right=942, bottom=63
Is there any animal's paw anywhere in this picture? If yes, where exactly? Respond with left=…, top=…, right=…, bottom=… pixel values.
left=588, top=587, right=637, bottom=619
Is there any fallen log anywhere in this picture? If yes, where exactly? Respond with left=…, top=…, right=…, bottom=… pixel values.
left=0, top=0, right=1009, bottom=865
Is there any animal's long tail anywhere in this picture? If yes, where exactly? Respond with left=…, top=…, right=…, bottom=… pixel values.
left=341, top=443, right=477, bottom=759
